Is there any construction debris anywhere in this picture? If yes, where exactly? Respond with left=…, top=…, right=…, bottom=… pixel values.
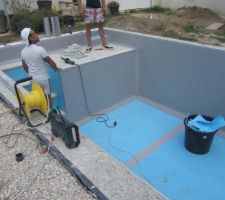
left=206, top=22, right=224, bottom=30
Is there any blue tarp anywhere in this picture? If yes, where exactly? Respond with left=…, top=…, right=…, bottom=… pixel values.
left=188, top=115, right=225, bottom=133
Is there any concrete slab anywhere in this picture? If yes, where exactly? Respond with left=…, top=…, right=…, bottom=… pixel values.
left=50, top=43, right=134, bottom=69
left=206, top=22, right=224, bottom=30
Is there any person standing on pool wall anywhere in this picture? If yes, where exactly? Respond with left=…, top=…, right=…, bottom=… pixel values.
left=78, top=0, right=113, bottom=52
left=20, top=27, right=60, bottom=109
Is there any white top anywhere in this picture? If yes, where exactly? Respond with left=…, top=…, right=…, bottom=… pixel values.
left=21, top=44, right=49, bottom=80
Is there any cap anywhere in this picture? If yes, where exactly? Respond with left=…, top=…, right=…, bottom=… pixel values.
left=21, top=28, right=31, bottom=46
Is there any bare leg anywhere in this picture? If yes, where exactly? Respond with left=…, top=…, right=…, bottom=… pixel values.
left=48, top=94, right=52, bottom=110
left=86, top=24, right=92, bottom=46
left=97, top=22, right=107, bottom=46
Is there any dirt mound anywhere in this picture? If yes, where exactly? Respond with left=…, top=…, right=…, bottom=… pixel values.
left=105, top=5, right=225, bottom=47
left=176, top=6, right=217, bottom=18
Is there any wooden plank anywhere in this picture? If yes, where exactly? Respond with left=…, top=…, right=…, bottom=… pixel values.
left=206, top=22, right=224, bottom=30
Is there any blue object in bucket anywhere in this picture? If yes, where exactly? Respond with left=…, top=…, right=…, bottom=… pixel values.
left=188, top=115, right=225, bottom=133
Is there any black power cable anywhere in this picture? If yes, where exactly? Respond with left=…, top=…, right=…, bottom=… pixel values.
left=0, top=122, right=37, bottom=148
left=77, top=64, right=117, bottom=128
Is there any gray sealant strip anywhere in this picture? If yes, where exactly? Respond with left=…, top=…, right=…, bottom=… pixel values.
left=125, top=124, right=184, bottom=168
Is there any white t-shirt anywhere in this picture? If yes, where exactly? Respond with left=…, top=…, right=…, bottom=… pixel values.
left=21, top=44, right=49, bottom=80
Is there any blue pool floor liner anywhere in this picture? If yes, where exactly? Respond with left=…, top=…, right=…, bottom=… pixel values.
left=80, top=99, right=181, bottom=163
left=80, top=99, right=225, bottom=200
left=132, top=131, right=225, bottom=200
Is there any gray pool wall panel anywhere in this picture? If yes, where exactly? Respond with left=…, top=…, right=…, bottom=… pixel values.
left=0, top=30, right=100, bottom=65
left=107, top=29, right=225, bottom=117
left=61, top=50, right=138, bottom=123
left=139, top=41, right=225, bottom=117
left=39, top=30, right=102, bottom=52
left=0, top=45, right=23, bottom=64
left=1, top=29, right=225, bottom=121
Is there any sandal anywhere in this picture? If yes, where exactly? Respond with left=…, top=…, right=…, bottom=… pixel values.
left=103, top=44, right=114, bottom=49
left=85, top=45, right=92, bottom=52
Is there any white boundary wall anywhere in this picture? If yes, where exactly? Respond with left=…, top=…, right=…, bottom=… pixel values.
left=156, top=0, right=225, bottom=16
left=1, top=0, right=225, bottom=15
left=106, top=0, right=225, bottom=15
left=105, top=0, right=151, bottom=11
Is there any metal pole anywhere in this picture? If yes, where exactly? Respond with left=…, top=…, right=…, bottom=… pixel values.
left=3, top=0, right=12, bottom=32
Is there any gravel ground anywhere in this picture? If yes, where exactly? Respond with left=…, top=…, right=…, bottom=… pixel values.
left=0, top=100, right=96, bottom=200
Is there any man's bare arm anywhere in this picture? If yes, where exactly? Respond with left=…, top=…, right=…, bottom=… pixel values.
left=43, top=56, right=59, bottom=71
left=22, top=59, right=29, bottom=73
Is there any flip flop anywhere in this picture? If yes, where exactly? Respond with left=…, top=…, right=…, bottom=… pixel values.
left=103, top=44, right=114, bottom=49
left=85, top=45, right=92, bottom=52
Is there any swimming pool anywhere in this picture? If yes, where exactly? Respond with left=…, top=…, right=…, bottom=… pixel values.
left=1, top=28, right=225, bottom=200
left=4, top=66, right=224, bottom=199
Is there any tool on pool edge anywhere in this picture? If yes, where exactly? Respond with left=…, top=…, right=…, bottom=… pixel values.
left=61, top=57, right=75, bottom=65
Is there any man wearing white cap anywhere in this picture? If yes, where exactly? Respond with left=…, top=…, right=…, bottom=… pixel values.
left=20, top=28, right=60, bottom=109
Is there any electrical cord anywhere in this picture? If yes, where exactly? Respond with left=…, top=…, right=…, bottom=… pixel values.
left=0, top=100, right=97, bottom=199
left=0, top=131, right=38, bottom=147
left=10, top=130, right=52, bottom=200
left=36, top=119, right=98, bottom=200
left=0, top=122, right=23, bottom=148
left=5, top=128, right=26, bottom=149
left=107, top=128, right=151, bottom=184
left=24, top=90, right=52, bottom=136
left=76, top=62, right=152, bottom=184
left=77, top=64, right=117, bottom=128
left=0, top=120, right=40, bottom=148
left=23, top=89, right=51, bottom=128
left=3, top=123, right=97, bottom=200
left=30, top=113, right=98, bottom=200
left=0, top=106, right=52, bottom=199
left=77, top=62, right=149, bottom=182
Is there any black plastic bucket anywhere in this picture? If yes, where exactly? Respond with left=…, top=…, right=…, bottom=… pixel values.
left=184, top=114, right=217, bottom=154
